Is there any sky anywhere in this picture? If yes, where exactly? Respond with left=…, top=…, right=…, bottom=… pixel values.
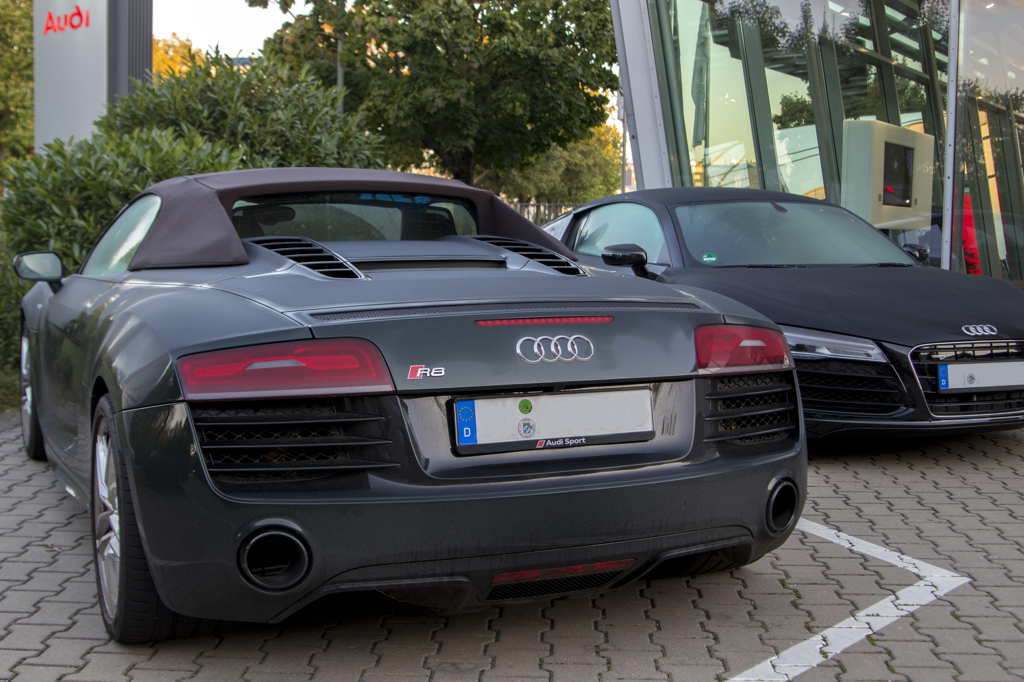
left=153, top=0, right=310, bottom=58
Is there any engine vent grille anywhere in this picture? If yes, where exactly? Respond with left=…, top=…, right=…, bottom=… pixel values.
left=911, top=341, right=1024, bottom=416
left=485, top=571, right=623, bottom=601
left=189, top=397, right=397, bottom=486
left=470, top=235, right=587, bottom=276
left=248, top=236, right=363, bottom=279
left=704, top=372, right=799, bottom=444
left=309, top=300, right=698, bottom=322
left=796, top=359, right=911, bottom=416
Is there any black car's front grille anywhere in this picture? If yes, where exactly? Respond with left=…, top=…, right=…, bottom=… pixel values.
left=796, top=359, right=911, bottom=416
left=912, top=341, right=1024, bottom=416
left=704, top=372, right=799, bottom=444
left=190, top=397, right=398, bottom=488
left=485, top=571, right=623, bottom=601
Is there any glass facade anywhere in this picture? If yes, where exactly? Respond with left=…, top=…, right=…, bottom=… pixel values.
left=626, top=0, right=1024, bottom=284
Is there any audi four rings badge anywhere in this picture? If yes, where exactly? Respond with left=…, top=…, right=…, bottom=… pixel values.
left=962, top=325, right=998, bottom=336
left=516, top=335, right=595, bottom=364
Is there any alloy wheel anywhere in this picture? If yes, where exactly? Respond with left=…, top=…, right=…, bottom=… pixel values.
left=93, top=422, right=121, bottom=618
left=19, top=334, right=32, bottom=450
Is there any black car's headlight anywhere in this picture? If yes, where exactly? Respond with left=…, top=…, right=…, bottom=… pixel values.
left=779, top=326, right=888, bottom=363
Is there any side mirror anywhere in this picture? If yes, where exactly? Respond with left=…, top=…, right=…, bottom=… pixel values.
left=602, top=243, right=654, bottom=279
left=902, top=243, right=929, bottom=264
left=13, top=251, right=63, bottom=283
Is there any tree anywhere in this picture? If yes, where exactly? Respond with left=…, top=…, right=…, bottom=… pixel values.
left=98, top=51, right=383, bottom=169
left=247, top=0, right=349, bottom=113
left=483, top=124, right=622, bottom=204
left=0, top=0, right=33, bottom=168
left=153, top=33, right=205, bottom=79
left=772, top=92, right=815, bottom=130
left=258, top=0, right=619, bottom=185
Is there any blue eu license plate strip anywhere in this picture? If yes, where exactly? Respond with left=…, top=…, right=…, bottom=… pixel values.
left=455, top=401, right=478, bottom=445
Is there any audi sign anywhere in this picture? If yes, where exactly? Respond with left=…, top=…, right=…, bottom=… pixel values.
left=962, top=325, right=998, bottom=336
left=516, top=335, right=595, bottom=364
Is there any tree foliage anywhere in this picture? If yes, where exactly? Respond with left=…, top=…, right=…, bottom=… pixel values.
left=257, top=0, right=619, bottom=184
left=772, top=92, right=815, bottom=130
left=152, top=33, right=205, bottom=79
left=99, top=51, right=383, bottom=169
left=482, top=124, right=622, bottom=204
left=0, top=0, right=33, bottom=166
left=247, top=0, right=348, bottom=112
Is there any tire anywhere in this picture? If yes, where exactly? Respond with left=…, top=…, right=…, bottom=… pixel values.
left=20, top=327, right=46, bottom=462
left=91, top=395, right=216, bottom=643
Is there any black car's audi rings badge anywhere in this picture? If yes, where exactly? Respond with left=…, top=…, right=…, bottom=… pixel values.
left=962, top=325, right=998, bottom=336
left=516, top=335, right=595, bottom=364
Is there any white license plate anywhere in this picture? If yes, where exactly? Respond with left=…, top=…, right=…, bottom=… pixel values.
left=454, top=389, right=654, bottom=455
left=939, top=362, right=1024, bottom=391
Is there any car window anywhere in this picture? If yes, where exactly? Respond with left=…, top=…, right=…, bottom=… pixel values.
left=673, top=201, right=915, bottom=266
left=542, top=214, right=572, bottom=241
left=81, top=195, right=162, bottom=276
left=232, top=192, right=478, bottom=241
left=571, top=203, right=669, bottom=265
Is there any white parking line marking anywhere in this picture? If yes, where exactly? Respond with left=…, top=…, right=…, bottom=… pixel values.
left=728, top=519, right=971, bottom=682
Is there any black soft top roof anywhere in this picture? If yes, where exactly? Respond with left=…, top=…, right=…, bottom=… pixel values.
left=128, top=167, right=575, bottom=270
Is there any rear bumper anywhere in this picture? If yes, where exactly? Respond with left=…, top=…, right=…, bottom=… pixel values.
left=119, top=402, right=805, bottom=622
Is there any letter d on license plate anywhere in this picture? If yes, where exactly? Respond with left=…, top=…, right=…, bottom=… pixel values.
left=454, top=388, right=654, bottom=456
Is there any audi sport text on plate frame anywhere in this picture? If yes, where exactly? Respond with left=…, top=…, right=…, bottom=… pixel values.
left=454, top=388, right=655, bottom=455
left=938, top=362, right=1024, bottom=391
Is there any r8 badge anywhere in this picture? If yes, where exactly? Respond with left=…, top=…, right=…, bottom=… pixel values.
left=408, top=365, right=445, bottom=379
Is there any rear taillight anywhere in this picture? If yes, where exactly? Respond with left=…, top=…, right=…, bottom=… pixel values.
left=177, top=338, right=394, bottom=401
left=695, top=325, right=792, bottom=375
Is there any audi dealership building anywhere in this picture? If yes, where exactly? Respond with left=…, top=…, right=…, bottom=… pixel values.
left=612, top=0, right=1024, bottom=285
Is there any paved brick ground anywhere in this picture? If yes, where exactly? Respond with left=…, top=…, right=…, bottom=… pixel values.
left=1, top=411, right=1023, bottom=681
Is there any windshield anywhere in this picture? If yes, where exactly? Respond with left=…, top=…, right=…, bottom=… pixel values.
left=232, top=192, right=478, bottom=241
left=673, top=201, right=915, bottom=267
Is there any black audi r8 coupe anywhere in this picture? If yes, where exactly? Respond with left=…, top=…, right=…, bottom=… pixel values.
left=546, top=188, right=1024, bottom=438
left=15, top=169, right=805, bottom=643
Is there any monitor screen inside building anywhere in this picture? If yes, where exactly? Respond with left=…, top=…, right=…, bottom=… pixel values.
left=882, top=142, right=914, bottom=208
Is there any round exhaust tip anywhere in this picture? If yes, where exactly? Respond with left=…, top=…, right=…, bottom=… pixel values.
left=240, top=529, right=310, bottom=591
left=766, top=479, right=799, bottom=534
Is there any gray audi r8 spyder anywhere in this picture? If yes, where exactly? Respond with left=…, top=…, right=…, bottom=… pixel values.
left=15, top=169, right=805, bottom=643
left=545, top=187, right=1024, bottom=438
